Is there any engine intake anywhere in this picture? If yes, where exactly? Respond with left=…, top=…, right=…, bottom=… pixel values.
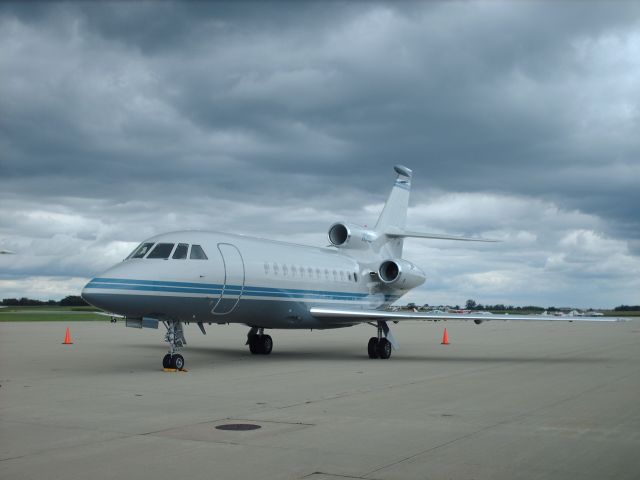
left=328, top=223, right=377, bottom=250
left=378, top=259, right=426, bottom=289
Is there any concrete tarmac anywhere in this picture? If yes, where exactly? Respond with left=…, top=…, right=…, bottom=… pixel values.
left=1, top=319, right=639, bottom=480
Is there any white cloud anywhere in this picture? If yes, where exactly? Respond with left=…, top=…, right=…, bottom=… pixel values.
left=399, top=193, right=640, bottom=308
left=0, top=276, right=88, bottom=300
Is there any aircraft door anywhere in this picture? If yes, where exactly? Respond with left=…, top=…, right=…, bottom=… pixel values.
left=211, top=243, right=245, bottom=315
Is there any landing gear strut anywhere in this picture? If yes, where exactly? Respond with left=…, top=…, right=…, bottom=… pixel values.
left=163, top=321, right=186, bottom=369
left=367, top=321, right=393, bottom=359
left=247, top=327, right=273, bottom=355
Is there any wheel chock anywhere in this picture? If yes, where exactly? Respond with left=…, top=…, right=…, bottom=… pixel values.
left=162, top=368, right=188, bottom=373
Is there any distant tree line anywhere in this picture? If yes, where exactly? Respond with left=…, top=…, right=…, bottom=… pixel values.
left=465, top=299, right=545, bottom=311
left=410, top=300, right=638, bottom=312
left=1, top=296, right=88, bottom=307
left=613, top=305, right=640, bottom=311
left=460, top=299, right=639, bottom=312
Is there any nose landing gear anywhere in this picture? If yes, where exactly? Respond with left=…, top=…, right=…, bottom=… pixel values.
left=162, top=353, right=185, bottom=369
left=163, top=321, right=187, bottom=369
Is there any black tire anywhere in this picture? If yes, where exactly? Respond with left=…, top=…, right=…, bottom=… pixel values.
left=261, top=335, right=273, bottom=355
left=367, top=337, right=379, bottom=359
left=248, top=335, right=261, bottom=354
left=171, top=354, right=185, bottom=370
left=162, top=354, right=172, bottom=368
left=377, top=338, right=392, bottom=359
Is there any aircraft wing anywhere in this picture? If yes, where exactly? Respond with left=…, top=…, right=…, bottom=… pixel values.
left=97, top=311, right=125, bottom=318
left=309, top=307, right=625, bottom=323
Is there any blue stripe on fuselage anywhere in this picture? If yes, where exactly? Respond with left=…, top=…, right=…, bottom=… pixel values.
left=86, top=277, right=370, bottom=301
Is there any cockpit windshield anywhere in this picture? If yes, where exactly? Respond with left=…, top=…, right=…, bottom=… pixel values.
left=172, top=243, right=189, bottom=259
left=129, top=242, right=155, bottom=259
left=126, top=242, right=207, bottom=260
left=147, top=243, right=175, bottom=259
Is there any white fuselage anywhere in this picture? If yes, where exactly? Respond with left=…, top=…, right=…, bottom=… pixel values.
left=82, top=230, right=406, bottom=329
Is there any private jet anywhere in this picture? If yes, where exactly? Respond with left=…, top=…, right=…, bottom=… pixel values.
left=81, top=166, right=620, bottom=369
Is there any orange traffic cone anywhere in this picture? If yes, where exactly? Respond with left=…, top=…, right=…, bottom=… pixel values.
left=62, top=327, right=73, bottom=345
left=441, top=328, right=449, bottom=345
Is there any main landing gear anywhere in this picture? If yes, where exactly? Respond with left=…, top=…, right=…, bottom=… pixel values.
left=163, top=321, right=187, bottom=369
left=367, top=320, right=395, bottom=359
left=246, top=327, right=273, bottom=355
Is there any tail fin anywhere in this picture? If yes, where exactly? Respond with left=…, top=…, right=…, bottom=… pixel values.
left=375, top=165, right=412, bottom=257
left=373, top=165, right=497, bottom=258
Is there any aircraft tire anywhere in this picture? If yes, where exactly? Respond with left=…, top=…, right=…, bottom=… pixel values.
left=162, top=354, right=172, bottom=368
left=248, top=335, right=261, bottom=354
left=171, top=354, right=185, bottom=370
left=367, top=337, right=379, bottom=359
left=377, top=338, right=392, bottom=359
left=261, top=335, right=273, bottom=355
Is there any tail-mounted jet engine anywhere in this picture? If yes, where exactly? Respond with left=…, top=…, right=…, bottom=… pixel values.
left=328, top=223, right=377, bottom=250
left=378, top=259, right=426, bottom=290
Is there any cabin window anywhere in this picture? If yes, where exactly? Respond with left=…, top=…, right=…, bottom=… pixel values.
left=283, top=265, right=288, bottom=276
left=354, top=272, right=358, bottom=282
left=172, top=243, right=189, bottom=259
left=348, top=272, right=352, bottom=282
left=147, top=243, right=175, bottom=259
left=332, top=270, right=337, bottom=281
left=291, top=265, right=297, bottom=277
left=273, top=263, right=279, bottom=275
left=190, top=245, right=208, bottom=260
left=316, top=268, right=321, bottom=279
left=299, top=267, right=304, bottom=278
left=308, top=267, right=314, bottom=278
left=130, top=242, right=154, bottom=259
left=264, top=263, right=270, bottom=275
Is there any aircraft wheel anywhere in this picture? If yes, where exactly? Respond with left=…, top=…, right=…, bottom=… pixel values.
left=248, top=335, right=261, bottom=354
left=377, top=338, right=392, bottom=359
left=261, top=335, right=273, bottom=355
left=367, top=337, right=379, bottom=359
left=171, top=354, right=185, bottom=370
left=162, top=354, right=172, bottom=368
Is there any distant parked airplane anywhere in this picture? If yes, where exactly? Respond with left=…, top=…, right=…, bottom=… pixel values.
left=0, top=250, right=14, bottom=254
left=82, top=165, right=620, bottom=369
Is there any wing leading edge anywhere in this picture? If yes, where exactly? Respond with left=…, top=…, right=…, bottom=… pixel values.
left=309, top=307, right=625, bottom=323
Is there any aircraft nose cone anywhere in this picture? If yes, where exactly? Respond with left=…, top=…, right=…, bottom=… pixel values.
left=81, top=279, right=97, bottom=307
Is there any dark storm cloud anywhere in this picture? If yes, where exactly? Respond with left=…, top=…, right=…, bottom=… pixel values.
left=1, top=1, right=639, bottom=304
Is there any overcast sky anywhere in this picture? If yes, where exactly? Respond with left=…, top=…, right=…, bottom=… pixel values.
left=1, top=1, right=639, bottom=308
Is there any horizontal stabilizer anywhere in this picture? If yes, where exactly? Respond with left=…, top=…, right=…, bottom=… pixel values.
left=310, top=307, right=625, bottom=323
left=385, top=229, right=500, bottom=242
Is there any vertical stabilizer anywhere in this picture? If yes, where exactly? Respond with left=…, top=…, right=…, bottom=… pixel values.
left=375, top=165, right=412, bottom=257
